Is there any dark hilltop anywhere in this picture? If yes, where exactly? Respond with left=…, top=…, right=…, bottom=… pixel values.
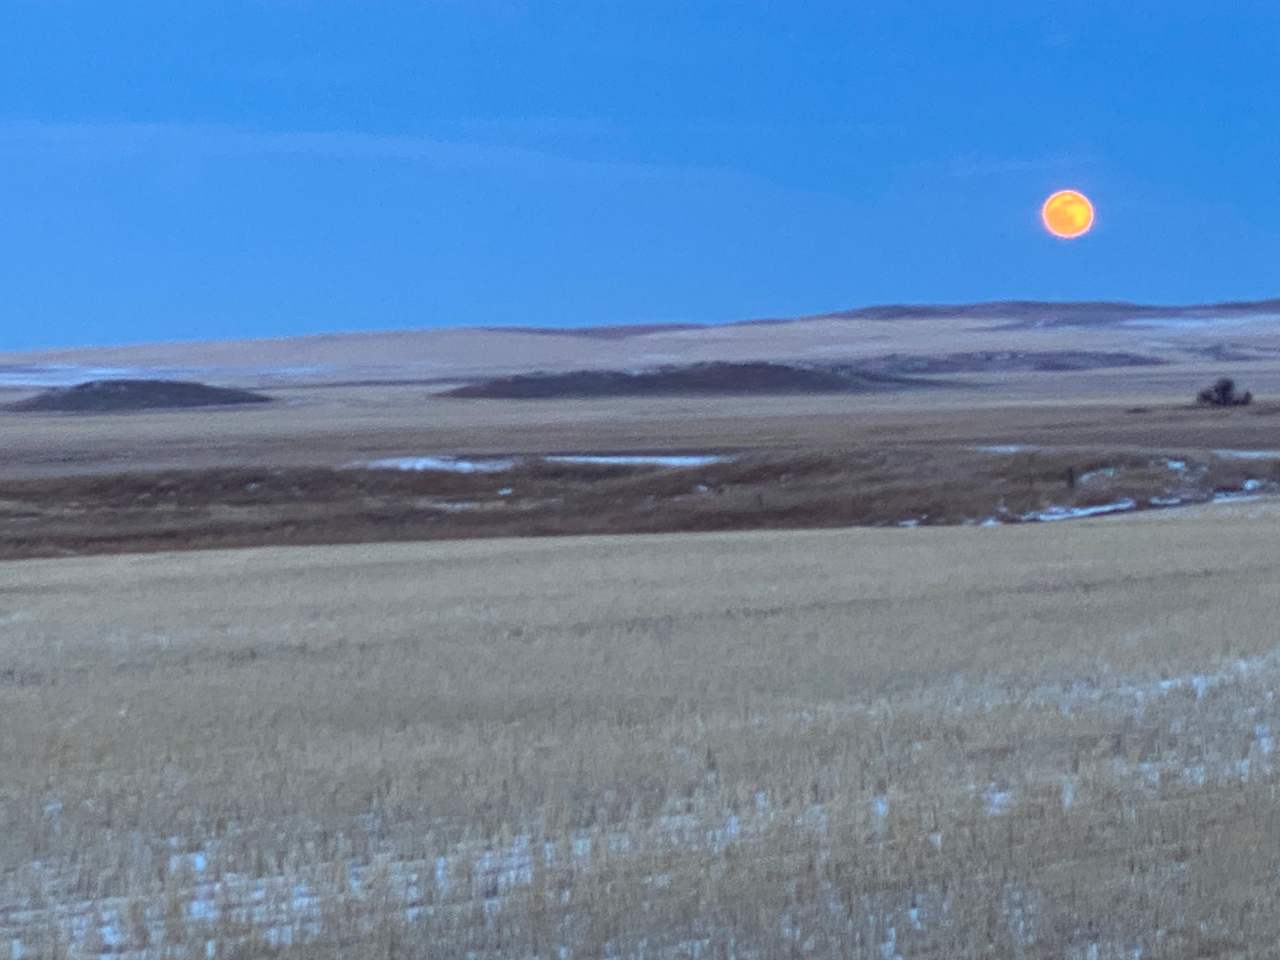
left=8, top=379, right=273, bottom=413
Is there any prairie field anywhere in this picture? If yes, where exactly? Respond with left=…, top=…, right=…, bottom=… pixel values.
left=5, top=504, right=1280, bottom=958
left=5, top=309, right=1280, bottom=957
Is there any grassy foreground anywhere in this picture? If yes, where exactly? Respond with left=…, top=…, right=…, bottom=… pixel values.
left=3, top=506, right=1280, bottom=957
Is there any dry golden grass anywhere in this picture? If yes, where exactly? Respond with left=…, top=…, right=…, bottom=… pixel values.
left=4, top=506, right=1280, bottom=957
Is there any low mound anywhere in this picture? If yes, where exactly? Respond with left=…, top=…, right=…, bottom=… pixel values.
left=9, top=379, right=272, bottom=413
left=444, top=362, right=922, bottom=399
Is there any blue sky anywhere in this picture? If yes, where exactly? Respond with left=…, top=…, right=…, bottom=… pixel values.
left=2, top=2, right=1278, bottom=349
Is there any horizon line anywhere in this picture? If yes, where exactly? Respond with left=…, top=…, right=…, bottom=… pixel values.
left=4, top=294, right=1280, bottom=357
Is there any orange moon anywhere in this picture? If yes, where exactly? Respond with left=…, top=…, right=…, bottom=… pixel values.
left=1041, top=189, right=1094, bottom=239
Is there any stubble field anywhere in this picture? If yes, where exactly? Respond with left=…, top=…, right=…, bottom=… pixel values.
left=5, top=505, right=1280, bottom=958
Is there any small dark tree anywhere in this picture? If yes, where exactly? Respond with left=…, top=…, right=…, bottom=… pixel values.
left=1197, top=377, right=1254, bottom=407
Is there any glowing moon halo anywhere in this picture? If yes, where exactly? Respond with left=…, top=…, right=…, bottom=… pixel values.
left=1041, top=189, right=1094, bottom=239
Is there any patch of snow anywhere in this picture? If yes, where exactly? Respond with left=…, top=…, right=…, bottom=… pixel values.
left=1213, top=491, right=1261, bottom=504
left=434, top=856, right=450, bottom=895
left=982, top=786, right=1015, bottom=817
left=355, top=452, right=728, bottom=473
left=359, top=456, right=516, bottom=473
left=1023, top=499, right=1136, bottom=522
left=98, top=922, right=124, bottom=948
left=188, top=893, right=217, bottom=922
left=1002, top=887, right=1039, bottom=947
left=429, top=500, right=481, bottom=513
left=497, top=487, right=513, bottom=496
left=1213, top=449, right=1280, bottom=460
left=879, top=925, right=898, bottom=960
left=1138, top=762, right=1161, bottom=788
left=976, top=444, right=1037, bottom=454
left=167, top=850, right=208, bottom=875
left=1256, top=724, right=1274, bottom=755
left=1156, top=672, right=1211, bottom=699
left=543, top=454, right=725, bottom=468
left=1079, top=467, right=1118, bottom=483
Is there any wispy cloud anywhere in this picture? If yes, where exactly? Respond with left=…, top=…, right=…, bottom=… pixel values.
left=0, top=119, right=691, bottom=183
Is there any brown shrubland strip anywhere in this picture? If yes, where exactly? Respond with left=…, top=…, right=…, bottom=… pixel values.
left=0, top=446, right=1274, bottom=559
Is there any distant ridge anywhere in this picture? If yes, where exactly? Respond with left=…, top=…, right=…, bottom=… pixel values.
left=477, top=322, right=705, bottom=340
left=2, top=297, right=1278, bottom=388
left=486, top=298, right=1280, bottom=338
left=798, top=298, right=1280, bottom=329
left=4, top=298, right=1280, bottom=355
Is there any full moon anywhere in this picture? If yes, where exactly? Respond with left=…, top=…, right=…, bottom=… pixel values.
left=1041, top=189, right=1095, bottom=239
